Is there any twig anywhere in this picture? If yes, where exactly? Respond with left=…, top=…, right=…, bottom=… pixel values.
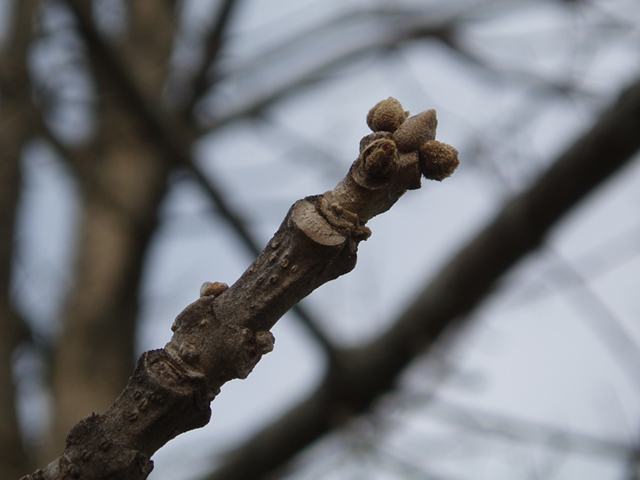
left=180, top=0, right=238, bottom=116
left=202, top=75, right=640, bottom=480
left=24, top=98, right=458, bottom=480
left=63, top=0, right=338, bottom=355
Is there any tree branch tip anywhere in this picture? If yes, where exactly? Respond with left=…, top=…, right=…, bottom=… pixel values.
left=23, top=96, right=460, bottom=480
left=365, top=97, right=459, bottom=181
left=325, top=98, right=456, bottom=226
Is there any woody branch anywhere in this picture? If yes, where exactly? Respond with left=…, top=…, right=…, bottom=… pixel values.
left=26, top=98, right=458, bottom=480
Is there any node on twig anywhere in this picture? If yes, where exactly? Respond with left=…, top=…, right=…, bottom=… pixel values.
left=200, top=281, right=229, bottom=298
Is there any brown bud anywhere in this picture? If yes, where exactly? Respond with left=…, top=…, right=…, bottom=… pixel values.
left=353, top=226, right=372, bottom=241
left=393, top=109, right=438, bottom=153
left=362, top=138, right=398, bottom=178
left=200, top=281, right=229, bottom=298
left=366, top=97, right=408, bottom=133
left=419, top=140, right=460, bottom=181
left=255, top=331, right=275, bottom=355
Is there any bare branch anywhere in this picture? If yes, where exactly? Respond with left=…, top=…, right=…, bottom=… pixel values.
left=180, top=0, right=239, bottom=116
left=63, top=0, right=339, bottom=356
left=425, top=398, right=632, bottom=459
left=202, top=75, right=640, bottom=480
left=202, top=13, right=454, bottom=128
left=25, top=99, right=457, bottom=480
left=503, top=223, right=640, bottom=309
left=545, top=248, right=640, bottom=391
left=201, top=1, right=606, bottom=130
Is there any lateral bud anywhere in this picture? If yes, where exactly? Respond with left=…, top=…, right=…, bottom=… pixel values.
left=362, top=138, right=399, bottom=178
left=419, top=140, right=460, bottom=181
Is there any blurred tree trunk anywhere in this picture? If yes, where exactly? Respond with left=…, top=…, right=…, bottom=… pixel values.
left=0, top=1, right=39, bottom=477
left=46, top=0, right=176, bottom=460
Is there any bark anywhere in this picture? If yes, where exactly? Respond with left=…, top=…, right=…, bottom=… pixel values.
left=201, top=75, right=640, bottom=480
left=23, top=102, right=455, bottom=480
left=0, top=1, right=39, bottom=477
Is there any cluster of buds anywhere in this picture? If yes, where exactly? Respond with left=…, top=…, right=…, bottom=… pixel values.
left=364, top=97, right=459, bottom=182
left=321, top=97, right=460, bottom=230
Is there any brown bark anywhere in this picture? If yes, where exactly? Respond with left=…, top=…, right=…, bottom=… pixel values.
left=201, top=75, right=640, bottom=480
left=24, top=102, right=453, bottom=480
